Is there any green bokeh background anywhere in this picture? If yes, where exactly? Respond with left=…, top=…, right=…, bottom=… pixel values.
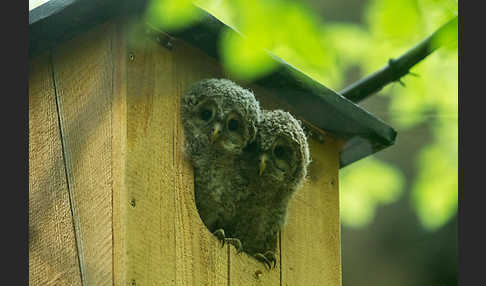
left=146, top=0, right=458, bottom=285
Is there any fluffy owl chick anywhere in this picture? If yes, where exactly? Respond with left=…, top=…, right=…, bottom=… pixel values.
left=230, top=109, right=310, bottom=268
left=181, top=78, right=261, bottom=249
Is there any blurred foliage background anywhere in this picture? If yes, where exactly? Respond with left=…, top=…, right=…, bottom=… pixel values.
left=148, top=0, right=458, bottom=285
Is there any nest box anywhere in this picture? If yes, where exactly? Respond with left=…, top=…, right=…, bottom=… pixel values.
left=29, top=0, right=396, bottom=285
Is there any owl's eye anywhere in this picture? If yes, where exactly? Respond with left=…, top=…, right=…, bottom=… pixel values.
left=226, top=113, right=244, bottom=134
left=199, top=108, right=213, bottom=121
left=273, top=145, right=286, bottom=159
left=227, top=118, right=240, bottom=132
left=273, top=141, right=293, bottom=172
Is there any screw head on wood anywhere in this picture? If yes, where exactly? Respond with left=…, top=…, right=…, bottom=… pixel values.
left=130, top=199, right=136, bottom=208
left=254, top=270, right=263, bottom=279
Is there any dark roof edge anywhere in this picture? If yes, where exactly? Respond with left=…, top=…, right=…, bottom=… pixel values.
left=29, top=0, right=76, bottom=24
left=29, top=0, right=145, bottom=57
left=29, top=0, right=397, bottom=168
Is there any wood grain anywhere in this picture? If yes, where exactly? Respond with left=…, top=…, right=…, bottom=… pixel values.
left=124, top=23, right=229, bottom=285
left=229, top=242, right=281, bottom=286
left=281, top=136, right=342, bottom=286
left=112, top=17, right=129, bottom=286
left=29, top=51, right=82, bottom=286
left=125, top=31, right=178, bottom=286
left=51, top=22, right=114, bottom=286
left=172, top=35, right=229, bottom=286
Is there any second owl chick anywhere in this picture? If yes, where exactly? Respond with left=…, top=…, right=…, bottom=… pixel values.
left=230, top=109, right=310, bottom=268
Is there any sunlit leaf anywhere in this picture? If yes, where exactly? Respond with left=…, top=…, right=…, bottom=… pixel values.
left=340, top=189, right=375, bottom=228
left=196, top=0, right=237, bottom=28
left=389, top=49, right=457, bottom=129
left=146, top=0, right=203, bottom=30
left=418, top=0, right=458, bottom=33
left=340, top=157, right=405, bottom=228
left=411, top=143, right=457, bottom=231
left=433, top=121, right=458, bottom=165
left=326, top=24, right=371, bottom=66
left=220, top=29, right=278, bottom=80
left=200, top=0, right=338, bottom=84
left=366, top=0, right=422, bottom=44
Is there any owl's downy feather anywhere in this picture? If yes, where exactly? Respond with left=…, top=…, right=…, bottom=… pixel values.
left=181, top=78, right=261, bottom=233
left=230, top=109, right=310, bottom=257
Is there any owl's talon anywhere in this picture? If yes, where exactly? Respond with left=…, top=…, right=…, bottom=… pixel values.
left=263, top=251, right=277, bottom=268
left=212, top=229, right=242, bottom=252
left=224, top=238, right=242, bottom=254
left=212, top=228, right=226, bottom=247
left=213, top=228, right=225, bottom=239
left=213, top=228, right=225, bottom=247
left=254, top=253, right=273, bottom=270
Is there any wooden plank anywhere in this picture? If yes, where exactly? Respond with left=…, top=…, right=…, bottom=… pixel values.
left=125, top=30, right=178, bottom=286
left=281, top=136, right=342, bottom=286
left=51, top=22, right=114, bottom=286
left=171, top=36, right=228, bottom=286
left=29, top=51, right=82, bottom=286
left=112, top=17, right=129, bottom=286
left=124, top=23, right=229, bottom=285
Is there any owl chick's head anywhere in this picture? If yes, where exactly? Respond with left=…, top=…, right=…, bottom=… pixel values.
left=182, top=78, right=260, bottom=156
left=254, top=109, right=310, bottom=189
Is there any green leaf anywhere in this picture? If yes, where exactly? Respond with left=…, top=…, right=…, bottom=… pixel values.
left=200, top=0, right=338, bottom=83
left=388, top=49, right=457, bottom=129
left=220, top=29, right=278, bottom=80
left=411, top=143, right=457, bottom=231
left=145, top=0, right=203, bottom=30
left=340, top=157, right=405, bottom=228
left=366, top=0, right=422, bottom=44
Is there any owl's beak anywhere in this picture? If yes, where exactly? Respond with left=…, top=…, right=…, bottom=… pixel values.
left=210, top=122, right=222, bottom=144
left=259, top=154, right=268, bottom=176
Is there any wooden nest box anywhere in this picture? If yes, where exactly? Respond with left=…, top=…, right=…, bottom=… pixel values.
left=29, top=1, right=396, bottom=285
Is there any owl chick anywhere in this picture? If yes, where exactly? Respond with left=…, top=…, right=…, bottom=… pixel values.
left=181, top=78, right=261, bottom=250
left=230, top=109, right=310, bottom=268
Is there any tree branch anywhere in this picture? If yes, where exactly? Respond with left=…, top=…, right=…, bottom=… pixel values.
left=340, top=16, right=458, bottom=103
